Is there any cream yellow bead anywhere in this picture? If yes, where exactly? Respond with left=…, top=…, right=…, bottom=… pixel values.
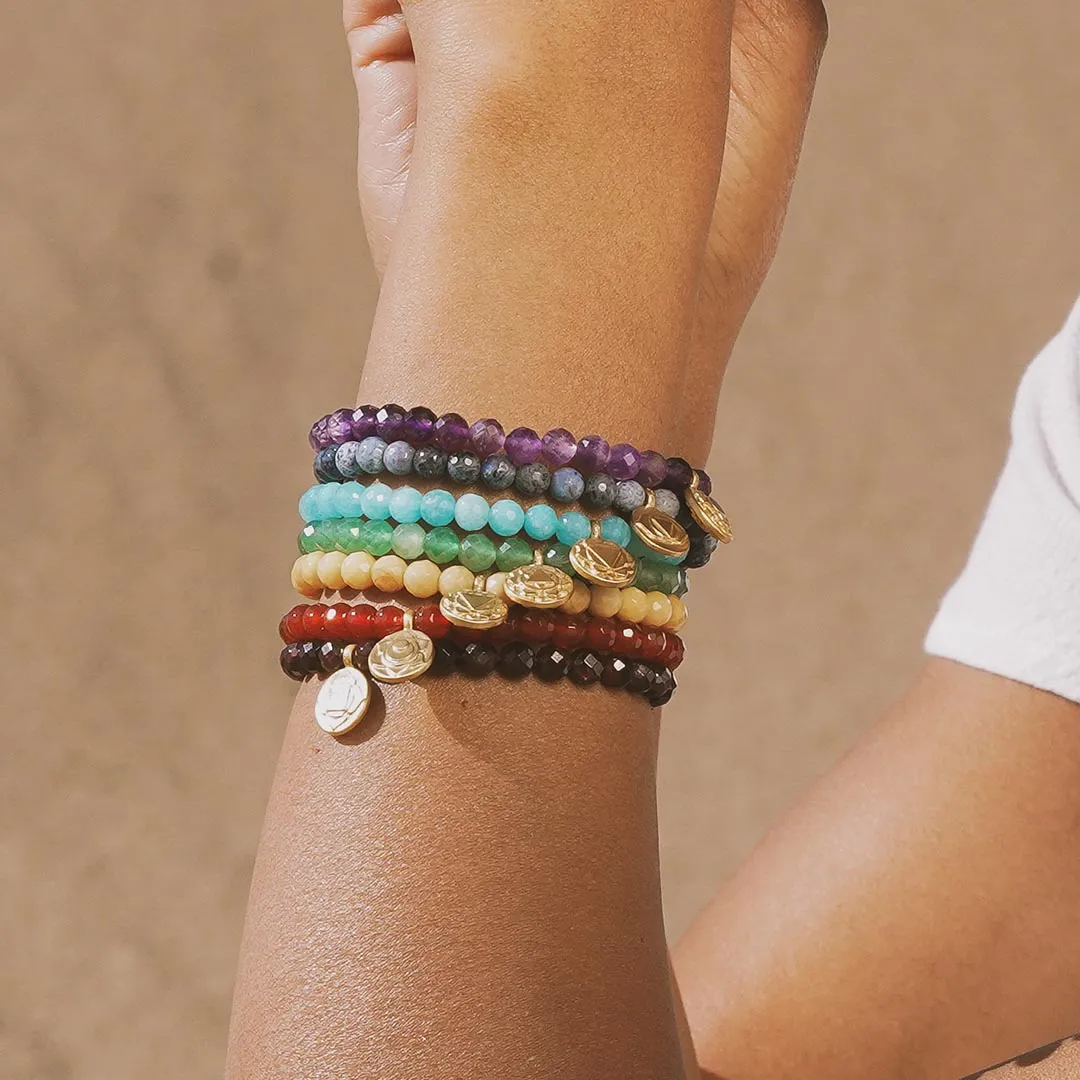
left=666, top=595, right=688, bottom=632
left=403, top=559, right=441, bottom=599
left=439, top=564, right=475, bottom=596
left=588, top=586, right=623, bottom=619
left=291, top=554, right=323, bottom=598
left=371, top=554, right=407, bottom=593
left=617, top=586, right=649, bottom=624
left=560, top=578, right=591, bottom=615
left=486, top=571, right=508, bottom=600
left=317, top=550, right=348, bottom=592
left=643, top=591, right=674, bottom=628
left=340, top=550, right=375, bottom=590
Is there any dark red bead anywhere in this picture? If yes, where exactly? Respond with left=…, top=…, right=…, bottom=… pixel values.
left=584, top=617, right=617, bottom=652
left=612, top=622, right=643, bottom=657
left=373, top=606, right=404, bottom=637
left=624, top=662, right=656, bottom=697
left=322, top=604, right=350, bottom=640
left=279, top=643, right=309, bottom=681
left=430, top=641, right=460, bottom=675
left=518, top=610, right=556, bottom=643
left=552, top=613, right=588, bottom=650
left=640, top=629, right=667, bottom=661
left=497, top=643, right=534, bottom=678
left=414, top=604, right=451, bottom=639
left=301, top=604, right=328, bottom=639
left=451, top=627, right=486, bottom=646
left=600, top=656, right=631, bottom=688
left=280, top=605, right=306, bottom=643
left=460, top=641, right=497, bottom=676
left=568, top=650, right=604, bottom=686
left=648, top=667, right=677, bottom=707
left=350, top=640, right=375, bottom=672
left=318, top=641, right=345, bottom=674
left=661, top=634, right=685, bottom=670
left=345, top=603, right=376, bottom=641
left=533, top=645, right=570, bottom=682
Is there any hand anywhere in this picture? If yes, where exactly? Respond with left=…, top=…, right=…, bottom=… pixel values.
left=344, top=0, right=827, bottom=453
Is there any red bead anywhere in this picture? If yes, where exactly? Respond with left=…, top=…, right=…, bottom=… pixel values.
left=518, top=610, right=555, bottom=643
left=280, top=605, right=306, bottom=643
left=640, top=628, right=667, bottom=661
left=584, top=617, right=617, bottom=652
left=552, top=613, right=587, bottom=650
left=301, top=603, right=328, bottom=639
left=415, top=604, right=452, bottom=639
left=322, top=603, right=350, bottom=639
left=345, top=603, right=376, bottom=641
left=452, top=627, right=486, bottom=645
left=662, top=634, right=685, bottom=669
left=373, top=606, right=404, bottom=637
left=612, top=622, right=642, bottom=656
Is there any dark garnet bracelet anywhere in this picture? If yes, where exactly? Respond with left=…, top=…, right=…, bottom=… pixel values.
left=278, top=602, right=686, bottom=670
left=281, top=638, right=677, bottom=708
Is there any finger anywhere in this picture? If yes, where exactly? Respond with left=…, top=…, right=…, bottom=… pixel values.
left=677, top=0, right=828, bottom=456
left=344, top=0, right=416, bottom=276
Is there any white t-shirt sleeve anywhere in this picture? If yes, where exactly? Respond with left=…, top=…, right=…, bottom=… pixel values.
left=925, top=296, right=1080, bottom=704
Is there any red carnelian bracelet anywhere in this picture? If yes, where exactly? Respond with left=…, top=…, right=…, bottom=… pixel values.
left=278, top=602, right=685, bottom=670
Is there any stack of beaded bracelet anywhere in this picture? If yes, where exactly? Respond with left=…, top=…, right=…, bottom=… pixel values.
left=286, top=406, right=734, bottom=736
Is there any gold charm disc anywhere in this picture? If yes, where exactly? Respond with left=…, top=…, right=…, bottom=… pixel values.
left=504, top=563, right=574, bottom=608
left=314, top=667, right=372, bottom=735
left=685, top=474, right=733, bottom=543
left=439, top=589, right=508, bottom=629
left=368, top=628, right=435, bottom=684
left=569, top=537, right=637, bottom=587
left=631, top=505, right=690, bottom=558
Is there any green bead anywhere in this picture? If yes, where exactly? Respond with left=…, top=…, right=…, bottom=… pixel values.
left=673, top=569, right=688, bottom=598
left=424, top=526, right=461, bottom=565
left=311, top=519, right=334, bottom=550
left=364, top=519, right=394, bottom=557
left=496, top=536, right=534, bottom=572
left=656, top=564, right=679, bottom=593
left=339, top=519, right=364, bottom=553
left=297, top=524, right=318, bottom=554
left=392, top=522, right=426, bottom=560
left=460, top=533, right=497, bottom=572
left=542, top=542, right=572, bottom=574
left=634, top=559, right=659, bottom=591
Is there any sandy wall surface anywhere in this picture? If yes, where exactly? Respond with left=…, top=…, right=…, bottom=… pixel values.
left=3, top=1, right=1079, bottom=1075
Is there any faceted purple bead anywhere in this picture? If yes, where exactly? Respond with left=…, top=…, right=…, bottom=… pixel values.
left=350, top=404, right=379, bottom=441
left=376, top=403, right=407, bottom=442
left=664, top=456, right=694, bottom=490
left=434, top=412, right=471, bottom=452
left=404, top=406, right=437, bottom=444
left=542, top=428, right=578, bottom=467
left=504, top=426, right=542, bottom=466
left=308, top=414, right=331, bottom=450
left=608, top=442, right=641, bottom=481
left=470, top=418, right=505, bottom=457
left=636, top=450, right=668, bottom=489
left=696, top=469, right=713, bottom=495
left=326, top=408, right=354, bottom=444
left=574, top=435, right=610, bottom=474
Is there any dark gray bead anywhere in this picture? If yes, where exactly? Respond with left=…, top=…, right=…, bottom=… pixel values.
left=550, top=467, right=585, bottom=503
left=383, top=440, right=415, bottom=476
left=653, top=488, right=681, bottom=518
left=333, top=441, right=364, bottom=479
left=613, top=479, right=646, bottom=513
left=582, top=472, right=616, bottom=510
left=314, top=445, right=345, bottom=482
left=480, top=454, right=516, bottom=490
left=447, top=451, right=482, bottom=484
left=413, top=445, right=448, bottom=479
left=355, top=436, right=388, bottom=475
left=684, top=533, right=718, bottom=569
left=514, top=461, right=551, bottom=497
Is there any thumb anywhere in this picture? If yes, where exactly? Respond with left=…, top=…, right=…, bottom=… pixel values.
left=343, top=0, right=417, bottom=276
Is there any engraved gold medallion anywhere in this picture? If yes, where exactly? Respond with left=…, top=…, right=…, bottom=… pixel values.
left=439, top=580, right=508, bottom=629
left=569, top=537, right=637, bottom=587
left=504, top=555, right=574, bottom=609
left=631, top=493, right=690, bottom=558
left=314, top=666, right=372, bottom=735
left=368, top=627, right=435, bottom=683
left=685, top=473, right=733, bottom=543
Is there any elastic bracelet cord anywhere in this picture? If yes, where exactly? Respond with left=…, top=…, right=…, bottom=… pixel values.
left=279, top=602, right=686, bottom=668
left=282, top=638, right=677, bottom=709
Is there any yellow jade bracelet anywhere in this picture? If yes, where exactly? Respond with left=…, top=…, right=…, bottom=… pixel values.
left=290, top=551, right=688, bottom=632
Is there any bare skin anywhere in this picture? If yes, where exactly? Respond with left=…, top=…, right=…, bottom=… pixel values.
left=965, top=1037, right=1080, bottom=1079
left=225, top=2, right=826, bottom=1077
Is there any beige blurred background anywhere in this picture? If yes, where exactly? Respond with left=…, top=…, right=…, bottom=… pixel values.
left=2, top=1, right=1079, bottom=1076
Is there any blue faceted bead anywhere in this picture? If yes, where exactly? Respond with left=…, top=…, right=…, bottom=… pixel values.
left=361, top=482, right=393, bottom=520
left=455, top=492, right=490, bottom=532
left=389, top=485, right=422, bottom=524
left=489, top=499, right=526, bottom=537
left=550, top=467, right=585, bottom=503
left=356, top=436, right=388, bottom=475
left=312, top=483, right=341, bottom=521
left=524, top=503, right=558, bottom=541
left=599, top=515, right=632, bottom=548
left=383, top=440, right=416, bottom=476
left=298, top=485, right=323, bottom=523
left=332, top=481, right=367, bottom=519
left=555, top=511, right=591, bottom=546
left=420, top=489, right=456, bottom=527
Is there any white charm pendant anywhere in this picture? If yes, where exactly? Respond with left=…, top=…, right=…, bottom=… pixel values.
left=314, top=667, right=372, bottom=736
